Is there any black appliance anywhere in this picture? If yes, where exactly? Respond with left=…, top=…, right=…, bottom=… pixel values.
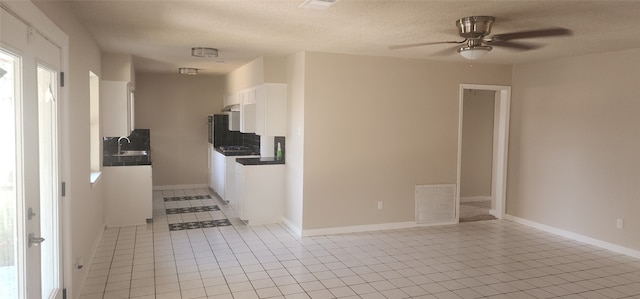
left=207, top=115, right=213, bottom=144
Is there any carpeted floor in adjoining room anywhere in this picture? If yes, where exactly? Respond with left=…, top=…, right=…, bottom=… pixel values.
left=459, top=200, right=497, bottom=223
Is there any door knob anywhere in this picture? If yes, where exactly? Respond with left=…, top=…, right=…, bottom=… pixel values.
left=28, top=233, right=45, bottom=248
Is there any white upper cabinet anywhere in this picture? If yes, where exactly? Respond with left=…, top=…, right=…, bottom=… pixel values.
left=102, top=80, right=133, bottom=137
left=255, top=83, right=287, bottom=136
left=224, top=93, right=239, bottom=107
left=240, top=88, right=256, bottom=133
left=228, top=83, right=287, bottom=136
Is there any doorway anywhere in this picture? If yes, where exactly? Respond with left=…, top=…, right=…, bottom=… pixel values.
left=456, top=84, right=511, bottom=222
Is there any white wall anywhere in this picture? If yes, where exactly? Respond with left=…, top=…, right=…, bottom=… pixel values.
left=283, top=52, right=306, bottom=232
left=101, top=53, right=134, bottom=83
left=135, top=73, right=225, bottom=187
left=33, top=1, right=104, bottom=297
left=460, top=89, right=495, bottom=199
left=509, top=48, right=640, bottom=251
left=225, top=56, right=287, bottom=93
left=301, top=52, right=512, bottom=230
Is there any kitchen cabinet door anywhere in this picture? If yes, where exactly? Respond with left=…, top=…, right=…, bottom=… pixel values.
left=212, top=150, right=226, bottom=200
left=240, top=88, right=256, bottom=133
left=102, top=80, right=133, bottom=137
left=208, top=145, right=214, bottom=190
left=224, top=93, right=239, bottom=107
left=103, top=165, right=152, bottom=227
left=255, top=83, right=287, bottom=136
left=235, top=163, right=285, bottom=225
left=225, top=154, right=258, bottom=209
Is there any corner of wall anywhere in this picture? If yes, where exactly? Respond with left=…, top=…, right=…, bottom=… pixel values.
left=264, top=56, right=288, bottom=83
left=101, top=53, right=133, bottom=82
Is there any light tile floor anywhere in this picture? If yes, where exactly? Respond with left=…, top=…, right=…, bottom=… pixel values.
left=79, top=188, right=640, bottom=299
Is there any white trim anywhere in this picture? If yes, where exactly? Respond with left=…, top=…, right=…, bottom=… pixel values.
left=77, top=226, right=104, bottom=295
left=299, top=221, right=457, bottom=237
left=302, top=222, right=416, bottom=237
left=457, top=84, right=510, bottom=220
left=489, top=209, right=497, bottom=217
left=505, top=214, right=640, bottom=259
left=90, top=171, right=102, bottom=186
left=153, top=184, right=209, bottom=191
left=460, top=196, right=492, bottom=203
left=281, top=217, right=302, bottom=237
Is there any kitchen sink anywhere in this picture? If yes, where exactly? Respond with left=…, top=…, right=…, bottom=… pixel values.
left=113, top=150, right=149, bottom=156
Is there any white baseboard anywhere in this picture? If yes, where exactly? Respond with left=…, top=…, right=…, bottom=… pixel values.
left=281, top=217, right=303, bottom=237
left=299, top=221, right=459, bottom=237
left=460, top=196, right=492, bottom=203
left=489, top=209, right=497, bottom=217
left=78, top=223, right=105, bottom=299
left=504, top=214, right=640, bottom=259
left=153, top=184, right=209, bottom=191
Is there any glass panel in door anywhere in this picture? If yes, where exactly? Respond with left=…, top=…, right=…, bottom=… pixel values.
left=0, top=47, right=23, bottom=299
left=37, top=65, right=59, bottom=299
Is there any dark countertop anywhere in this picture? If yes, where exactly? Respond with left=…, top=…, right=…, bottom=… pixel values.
left=214, top=147, right=260, bottom=156
left=103, top=154, right=152, bottom=166
left=236, top=157, right=285, bottom=166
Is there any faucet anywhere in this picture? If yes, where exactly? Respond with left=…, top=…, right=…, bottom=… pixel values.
left=117, top=136, right=130, bottom=154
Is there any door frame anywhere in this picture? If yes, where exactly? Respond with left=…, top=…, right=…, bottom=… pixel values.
left=456, top=84, right=511, bottom=220
left=2, top=1, right=70, bottom=298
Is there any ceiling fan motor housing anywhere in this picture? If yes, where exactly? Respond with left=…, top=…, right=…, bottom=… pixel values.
left=456, top=16, right=495, bottom=39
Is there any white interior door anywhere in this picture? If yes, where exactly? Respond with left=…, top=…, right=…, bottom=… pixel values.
left=0, top=5, right=63, bottom=299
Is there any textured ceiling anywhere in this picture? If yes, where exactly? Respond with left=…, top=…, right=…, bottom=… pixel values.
left=63, top=0, right=640, bottom=74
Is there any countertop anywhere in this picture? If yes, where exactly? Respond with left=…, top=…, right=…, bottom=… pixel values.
left=214, top=147, right=260, bottom=156
left=236, top=157, right=285, bottom=165
left=103, top=154, right=152, bottom=166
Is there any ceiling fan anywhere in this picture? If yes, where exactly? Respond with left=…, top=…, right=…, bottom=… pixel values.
left=390, top=16, right=572, bottom=60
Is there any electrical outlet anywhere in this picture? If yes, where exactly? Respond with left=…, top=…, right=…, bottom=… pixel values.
left=377, top=201, right=383, bottom=209
left=616, top=218, right=624, bottom=229
left=75, top=256, right=84, bottom=270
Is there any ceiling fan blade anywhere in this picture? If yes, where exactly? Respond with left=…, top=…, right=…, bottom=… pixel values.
left=430, top=44, right=461, bottom=56
left=486, top=40, right=542, bottom=51
left=388, top=40, right=465, bottom=50
left=490, top=27, right=572, bottom=42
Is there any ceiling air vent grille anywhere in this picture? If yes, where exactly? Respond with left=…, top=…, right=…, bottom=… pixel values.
left=299, top=0, right=340, bottom=10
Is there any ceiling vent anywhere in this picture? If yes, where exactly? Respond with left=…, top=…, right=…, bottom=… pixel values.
left=299, top=0, right=340, bottom=10
left=178, top=68, right=198, bottom=75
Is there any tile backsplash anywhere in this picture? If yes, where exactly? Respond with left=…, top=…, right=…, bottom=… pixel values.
left=104, top=129, right=150, bottom=155
left=213, top=114, right=260, bottom=150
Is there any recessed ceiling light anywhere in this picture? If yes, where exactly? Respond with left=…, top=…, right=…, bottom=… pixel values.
left=192, top=47, right=219, bottom=58
left=299, top=0, right=340, bottom=10
left=178, top=68, right=198, bottom=75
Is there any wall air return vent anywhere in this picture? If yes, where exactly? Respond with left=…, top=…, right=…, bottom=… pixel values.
left=415, top=184, right=457, bottom=225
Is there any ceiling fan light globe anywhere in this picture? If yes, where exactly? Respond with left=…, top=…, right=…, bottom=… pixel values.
left=458, top=46, right=492, bottom=60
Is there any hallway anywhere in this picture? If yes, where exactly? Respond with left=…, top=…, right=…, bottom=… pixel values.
left=78, top=188, right=640, bottom=298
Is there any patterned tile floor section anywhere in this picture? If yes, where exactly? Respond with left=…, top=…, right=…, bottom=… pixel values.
left=162, top=195, right=233, bottom=231
left=78, top=188, right=640, bottom=299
